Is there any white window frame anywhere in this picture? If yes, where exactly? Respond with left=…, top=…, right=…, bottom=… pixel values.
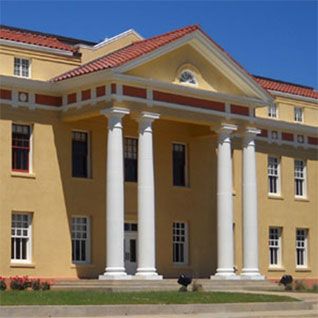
left=294, top=159, right=307, bottom=198
left=296, top=228, right=308, bottom=268
left=172, top=142, right=189, bottom=187
left=294, top=107, right=304, bottom=123
left=268, top=156, right=281, bottom=195
left=269, top=227, right=282, bottom=268
left=14, top=57, right=31, bottom=78
left=172, top=222, right=189, bottom=265
left=71, top=216, right=91, bottom=264
left=268, top=104, right=278, bottom=118
left=12, top=123, right=33, bottom=174
left=72, top=130, right=91, bottom=178
left=11, top=212, right=32, bottom=264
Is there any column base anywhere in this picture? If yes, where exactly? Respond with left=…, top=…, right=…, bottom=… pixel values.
left=241, top=268, right=265, bottom=280
left=99, top=267, right=129, bottom=280
left=135, top=268, right=163, bottom=280
left=211, top=268, right=240, bottom=280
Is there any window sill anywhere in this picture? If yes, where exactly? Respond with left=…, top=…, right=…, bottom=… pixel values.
left=295, top=197, right=309, bottom=202
left=268, top=194, right=284, bottom=200
left=71, top=177, right=93, bottom=181
left=70, top=263, right=94, bottom=268
left=125, top=181, right=137, bottom=186
left=268, top=267, right=285, bottom=272
left=295, top=268, right=311, bottom=272
left=11, top=172, right=36, bottom=179
left=10, top=262, right=35, bottom=268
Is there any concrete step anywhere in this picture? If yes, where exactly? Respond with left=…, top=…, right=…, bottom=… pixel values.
left=52, top=279, right=284, bottom=292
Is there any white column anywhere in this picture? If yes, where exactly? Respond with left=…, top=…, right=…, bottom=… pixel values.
left=241, top=128, right=264, bottom=280
left=135, top=112, right=162, bottom=279
left=99, top=107, right=129, bottom=280
left=212, top=124, right=238, bottom=279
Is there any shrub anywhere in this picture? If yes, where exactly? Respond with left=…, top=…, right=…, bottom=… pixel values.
left=31, top=279, right=41, bottom=291
left=294, top=280, right=307, bottom=291
left=285, top=283, right=293, bottom=291
left=311, top=284, right=318, bottom=293
left=9, top=276, right=31, bottom=290
left=40, top=281, right=50, bottom=291
left=0, top=277, right=6, bottom=291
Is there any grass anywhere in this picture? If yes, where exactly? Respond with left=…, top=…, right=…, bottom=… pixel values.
left=0, top=290, right=298, bottom=306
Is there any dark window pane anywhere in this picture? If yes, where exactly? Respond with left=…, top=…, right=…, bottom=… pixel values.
left=12, top=124, right=30, bottom=171
left=72, top=132, right=88, bottom=178
left=124, top=138, right=138, bottom=182
left=173, top=144, right=186, bottom=186
left=130, top=239, right=136, bottom=262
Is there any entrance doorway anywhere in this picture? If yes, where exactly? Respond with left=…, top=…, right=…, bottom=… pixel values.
left=124, top=223, right=138, bottom=275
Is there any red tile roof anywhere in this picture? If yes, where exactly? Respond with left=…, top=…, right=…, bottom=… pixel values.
left=52, top=25, right=200, bottom=81
left=0, top=25, right=77, bottom=53
left=254, top=76, right=318, bottom=100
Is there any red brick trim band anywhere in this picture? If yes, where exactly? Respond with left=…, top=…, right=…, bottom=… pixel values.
left=96, top=86, right=106, bottom=97
left=308, top=136, right=318, bottom=145
left=35, top=94, right=62, bottom=107
left=81, top=89, right=91, bottom=101
left=282, top=132, right=294, bottom=142
left=0, top=89, right=12, bottom=100
left=123, top=85, right=147, bottom=99
left=259, top=129, right=268, bottom=138
left=67, top=93, right=77, bottom=104
left=230, top=104, right=249, bottom=116
left=153, top=91, right=225, bottom=112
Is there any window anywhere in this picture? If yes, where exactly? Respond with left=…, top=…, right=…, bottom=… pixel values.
left=12, top=124, right=31, bottom=173
left=14, top=58, right=30, bottom=78
left=296, top=229, right=308, bottom=267
left=72, top=131, right=90, bottom=178
left=124, top=137, right=138, bottom=182
left=294, top=107, right=303, bottom=123
left=269, top=227, right=282, bottom=267
left=294, top=160, right=306, bottom=197
left=11, top=213, right=32, bottom=263
left=173, top=143, right=187, bottom=187
left=268, top=156, right=280, bottom=195
left=179, top=70, right=197, bottom=85
left=173, top=222, right=188, bottom=264
left=71, top=216, right=90, bottom=263
left=268, top=104, right=277, bottom=118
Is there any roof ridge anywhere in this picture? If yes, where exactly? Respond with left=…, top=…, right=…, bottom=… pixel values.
left=0, top=24, right=97, bottom=46
left=254, top=75, right=315, bottom=91
left=132, top=24, right=200, bottom=44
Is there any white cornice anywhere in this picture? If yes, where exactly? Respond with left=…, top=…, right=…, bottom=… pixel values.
left=113, top=73, right=269, bottom=107
left=0, top=39, right=75, bottom=57
left=269, top=90, right=318, bottom=105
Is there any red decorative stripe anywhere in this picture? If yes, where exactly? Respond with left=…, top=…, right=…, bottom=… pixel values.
left=111, top=83, right=116, bottom=94
left=282, top=132, right=294, bottom=142
left=35, top=94, right=62, bottom=107
left=308, top=136, right=318, bottom=145
left=96, top=86, right=106, bottom=97
left=123, top=85, right=147, bottom=99
left=67, top=93, right=77, bottom=104
left=230, top=104, right=249, bottom=116
left=0, top=89, right=12, bottom=100
left=259, top=129, right=268, bottom=138
left=153, top=91, right=225, bottom=112
left=81, top=89, right=91, bottom=101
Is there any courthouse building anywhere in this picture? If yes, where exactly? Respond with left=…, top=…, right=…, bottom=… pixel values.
left=0, top=24, right=317, bottom=282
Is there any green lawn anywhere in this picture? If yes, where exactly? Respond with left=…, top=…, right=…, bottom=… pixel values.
left=0, top=291, right=298, bottom=306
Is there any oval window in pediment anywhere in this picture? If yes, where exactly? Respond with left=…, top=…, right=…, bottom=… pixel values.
left=179, top=70, right=197, bottom=85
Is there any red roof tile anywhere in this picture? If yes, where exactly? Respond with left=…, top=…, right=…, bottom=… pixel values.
left=254, top=76, right=318, bottom=100
left=52, top=25, right=200, bottom=81
left=0, top=26, right=77, bottom=53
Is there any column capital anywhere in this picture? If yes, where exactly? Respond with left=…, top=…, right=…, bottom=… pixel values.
left=100, top=107, right=130, bottom=118
left=243, top=127, right=261, bottom=145
left=213, top=123, right=237, bottom=143
left=135, top=111, right=160, bottom=123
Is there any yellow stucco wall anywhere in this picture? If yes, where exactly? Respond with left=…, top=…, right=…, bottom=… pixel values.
left=0, top=104, right=317, bottom=280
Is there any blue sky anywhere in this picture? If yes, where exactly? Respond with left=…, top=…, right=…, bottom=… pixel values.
left=1, top=1, right=317, bottom=88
